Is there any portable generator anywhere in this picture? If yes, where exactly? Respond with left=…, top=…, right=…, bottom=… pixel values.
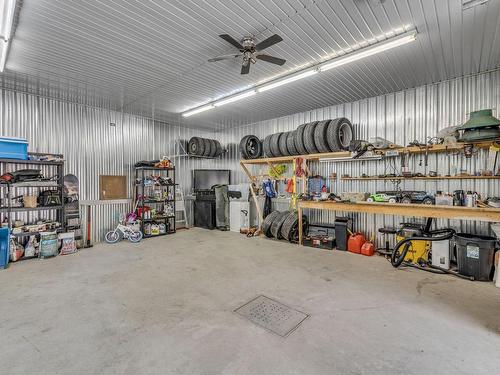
left=395, top=223, right=431, bottom=264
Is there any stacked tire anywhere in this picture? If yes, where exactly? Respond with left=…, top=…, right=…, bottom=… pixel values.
left=188, top=137, right=223, bottom=157
left=262, top=118, right=354, bottom=157
left=261, top=210, right=308, bottom=243
left=239, top=135, right=263, bottom=159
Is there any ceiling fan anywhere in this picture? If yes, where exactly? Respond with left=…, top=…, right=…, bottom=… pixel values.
left=208, top=34, right=286, bottom=74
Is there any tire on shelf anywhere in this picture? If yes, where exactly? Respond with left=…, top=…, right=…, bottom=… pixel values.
left=269, top=133, right=282, bottom=157
left=209, top=139, right=220, bottom=158
left=263, top=134, right=274, bottom=157
left=278, top=131, right=290, bottom=156
left=326, top=118, right=354, bottom=151
left=188, top=137, right=205, bottom=156
left=286, top=130, right=299, bottom=156
left=262, top=211, right=280, bottom=238
left=270, top=210, right=290, bottom=238
left=280, top=211, right=299, bottom=242
left=213, top=140, right=223, bottom=157
left=303, top=121, right=319, bottom=154
left=294, top=123, right=308, bottom=155
left=239, top=135, right=262, bottom=159
left=313, top=120, right=332, bottom=153
left=202, top=138, right=212, bottom=157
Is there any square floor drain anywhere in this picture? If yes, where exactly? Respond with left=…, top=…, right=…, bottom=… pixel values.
left=235, top=295, right=309, bottom=337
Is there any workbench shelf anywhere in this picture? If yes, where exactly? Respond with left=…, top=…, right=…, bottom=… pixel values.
left=340, top=176, right=500, bottom=181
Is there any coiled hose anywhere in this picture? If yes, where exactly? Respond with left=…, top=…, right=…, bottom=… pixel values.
left=390, top=228, right=455, bottom=268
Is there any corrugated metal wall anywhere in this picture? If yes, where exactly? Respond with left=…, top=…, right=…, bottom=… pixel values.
left=0, top=88, right=215, bottom=242
left=2, top=69, right=499, bottom=243
left=207, top=70, right=500, bottom=242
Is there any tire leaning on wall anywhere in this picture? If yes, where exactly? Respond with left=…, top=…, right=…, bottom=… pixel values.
left=262, top=211, right=280, bottom=237
left=187, top=137, right=205, bottom=156
left=270, top=211, right=291, bottom=238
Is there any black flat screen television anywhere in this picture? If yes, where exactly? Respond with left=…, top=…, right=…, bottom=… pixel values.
left=193, top=169, right=231, bottom=191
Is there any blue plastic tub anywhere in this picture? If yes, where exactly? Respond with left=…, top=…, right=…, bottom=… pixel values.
left=0, top=137, right=28, bottom=160
left=0, top=227, right=9, bottom=269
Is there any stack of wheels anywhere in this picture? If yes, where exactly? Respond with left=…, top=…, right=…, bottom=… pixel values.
left=261, top=210, right=309, bottom=242
left=188, top=137, right=223, bottom=157
left=239, top=135, right=263, bottom=159
left=261, top=117, right=354, bottom=158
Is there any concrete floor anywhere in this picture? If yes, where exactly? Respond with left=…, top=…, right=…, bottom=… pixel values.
left=1, top=228, right=499, bottom=375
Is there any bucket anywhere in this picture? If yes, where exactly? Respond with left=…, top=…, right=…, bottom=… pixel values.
left=455, top=233, right=497, bottom=281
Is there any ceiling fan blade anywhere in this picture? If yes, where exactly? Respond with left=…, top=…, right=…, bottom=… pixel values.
left=255, top=34, right=283, bottom=51
left=208, top=53, right=242, bottom=62
left=241, top=63, right=250, bottom=75
left=219, top=34, right=244, bottom=50
left=256, top=54, right=286, bottom=66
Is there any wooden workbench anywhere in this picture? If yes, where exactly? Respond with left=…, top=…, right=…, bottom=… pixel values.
left=297, top=201, right=500, bottom=244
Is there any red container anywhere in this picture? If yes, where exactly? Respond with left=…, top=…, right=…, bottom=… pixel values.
left=361, top=241, right=375, bottom=256
left=348, top=233, right=366, bottom=254
left=137, top=206, right=150, bottom=218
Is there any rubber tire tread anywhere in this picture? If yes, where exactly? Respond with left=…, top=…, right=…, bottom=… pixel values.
left=239, top=135, right=251, bottom=159
left=294, top=124, right=308, bottom=155
left=280, top=211, right=298, bottom=241
left=314, top=120, right=332, bottom=153
left=303, top=121, right=319, bottom=154
left=286, top=130, right=298, bottom=156
left=269, top=133, right=282, bottom=157
left=202, top=138, right=212, bottom=157
left=263, top=134, right=274, bottom=157
left=270, top=210, right=290, bottom=238
left=278, top=132, right=290, bottom=156
left=214, top=140, right=222, bottom=157
left=262, top=211, right=280, bottom=237
left=326, top=118, right=354, bottom=151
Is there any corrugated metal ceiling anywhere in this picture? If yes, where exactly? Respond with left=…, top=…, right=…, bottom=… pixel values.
left=2, top=0, right=500, bottom=129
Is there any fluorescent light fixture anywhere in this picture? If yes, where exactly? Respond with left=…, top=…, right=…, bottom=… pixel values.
left=320, top=32, right=416, bottom=72
left=0, top=0, right=17, bottom=72
left=214, top=90, right=256, bottom=107
left=462, top=0, right=489, bottom=10
left=182, top=104, right=214, bottom=117
left=181, top=28, right=417, bottom=117
left=257, top=69, right=318, bottom=92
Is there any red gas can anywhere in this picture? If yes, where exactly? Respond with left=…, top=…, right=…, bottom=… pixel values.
left=361, top=241, right=375, bottom=256
left=347, top=233, right=366, bottom=254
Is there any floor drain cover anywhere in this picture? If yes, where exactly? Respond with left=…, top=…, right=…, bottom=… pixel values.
left=235, top=295, right=309, bottom=337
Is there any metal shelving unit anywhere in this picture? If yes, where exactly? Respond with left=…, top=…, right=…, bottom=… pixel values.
left=0, top=154, right=65, bottom=259
left=134, top=166, right=176, bottom=238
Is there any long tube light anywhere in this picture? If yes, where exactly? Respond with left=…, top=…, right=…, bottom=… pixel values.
left=319, top=32, right=416, bottom=72
left=0, top=0, right=17, bottom=72
left=182, top=29, right=416, bottom=117
left=214, top=90, right=256, bottom=106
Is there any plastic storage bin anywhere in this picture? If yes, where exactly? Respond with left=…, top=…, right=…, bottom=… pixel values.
left=0, top=227, right=9, bottom=269
left=455, top=233, right=497, bottom=281
left=0, top=137, right=28, bottom=160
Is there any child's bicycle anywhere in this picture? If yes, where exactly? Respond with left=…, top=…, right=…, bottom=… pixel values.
left=105, top=214, right=143, bottom=244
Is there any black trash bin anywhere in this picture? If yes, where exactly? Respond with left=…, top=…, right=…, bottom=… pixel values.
left=335, top=217, right=352, bottom=251
left=455, top=233, right=497, bottom=281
